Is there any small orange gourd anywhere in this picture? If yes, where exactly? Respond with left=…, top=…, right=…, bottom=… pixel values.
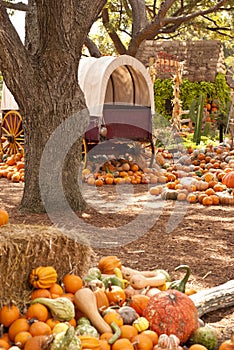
left=98, top=256, right=122, bottom=274
left=78, top=335, right=101, bottom=349
left=94, top=287, right=110, bottom=309
left=29, top=266, right=58, bottom=289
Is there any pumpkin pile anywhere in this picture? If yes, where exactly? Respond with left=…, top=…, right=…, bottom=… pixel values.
left=0, top=145, right=234, bottom=206
left=0, top=256, right=226, bottom=350
left=0, top=152, right=24, bottom=183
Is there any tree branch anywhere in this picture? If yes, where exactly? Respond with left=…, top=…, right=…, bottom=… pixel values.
left=102, top=7, right=127, bottom=54
left=128, top=0, right=147, bottom=35
left=127, top=0, right=229, bottom=56
left=84, top=36, right=102, bottom=57
left=162, top=0, right=229, bottom=26
left=1, top=1, right=29, bottom=12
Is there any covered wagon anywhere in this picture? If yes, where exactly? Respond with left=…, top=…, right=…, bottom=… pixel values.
left=1, top=55, right=155, bottom=162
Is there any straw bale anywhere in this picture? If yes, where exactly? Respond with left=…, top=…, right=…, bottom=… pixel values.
left=0, top=224, right=93, bottom=310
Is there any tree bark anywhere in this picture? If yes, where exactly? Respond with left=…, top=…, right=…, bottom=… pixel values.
left=0, top=0, right=107, bottom=213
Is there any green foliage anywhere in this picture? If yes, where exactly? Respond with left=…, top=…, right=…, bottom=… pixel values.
left=154, top=73, right=232, bottom=119
left=181, top=133, right=219, bottom=150
left=154, top=78, right=173, bottom=119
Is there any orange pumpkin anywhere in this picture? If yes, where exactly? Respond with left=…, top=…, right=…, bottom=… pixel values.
left=105, top=285, right=126, bottom=305
left=210, top=195, right=220, bottom=205
left=219, top=332, right=234, bottom=350
left=95, top=178, right=104, bottom=187
left=8, top=317, right=30, bottom=341
left=0, top=339, right=10, bottom=349
left=141, top=330, right=159, bottom=346
left=189, top=345, right=209, bottom=350
left=99, top=339, right=111, bottom=350
left=120, top=325, right=138, bottom=340
left=49, top=283, right=64, bottom=298
left=62, top=273, right=83, bottom=294
left=31, top=289, right=51, bottom=300
left=0, top=304, right=20, bottom=327
left=129, top=294, right=150, bottom=316
left=142, top=290, right=199, bottom=343
left=103, top=310, right=124, bottom=327
left=24, top=335, right=50, bottom=350
left=29, top=321, right=52, bottom=337
left=202, top=196, right=213, bottom=206
left=131, top=333, right=154, bottom=350
left=222, top=171, right=234, bottom=188
left=186, top=193, right=197, bottom=203
left=26, top=303, right=49, bottom=322
left=0, top=209, right=9, bottom=226
left=112, top=338, right=134, bottom=350
left=14, top=331, right=32, bottom=348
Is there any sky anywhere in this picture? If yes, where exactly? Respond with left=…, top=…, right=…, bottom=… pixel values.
left=10, top=10, right=25, bottom=42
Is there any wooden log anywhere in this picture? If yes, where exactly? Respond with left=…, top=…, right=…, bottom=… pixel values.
left=189, top=280, right=234, bottom=317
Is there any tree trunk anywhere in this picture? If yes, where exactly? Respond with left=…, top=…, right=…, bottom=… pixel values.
left=0, top=0, right=107, bottom=213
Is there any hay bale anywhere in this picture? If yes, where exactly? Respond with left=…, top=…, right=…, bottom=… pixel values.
left=0, top=224, right=93, bottom=310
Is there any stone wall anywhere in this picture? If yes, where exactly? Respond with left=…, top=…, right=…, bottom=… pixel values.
left=136, top=40, right=226, bottom=82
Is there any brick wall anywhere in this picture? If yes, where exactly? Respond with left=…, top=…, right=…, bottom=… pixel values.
left=136, top=40, right=226, bottom=82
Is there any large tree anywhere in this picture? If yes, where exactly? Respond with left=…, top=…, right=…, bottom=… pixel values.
left=86, top=0, right=233, bottom=57
left=0, top=0, right=106, bottom=213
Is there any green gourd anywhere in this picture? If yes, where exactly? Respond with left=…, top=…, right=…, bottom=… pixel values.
left=31, top=297, right=75, bottom=321
left=75, top=323, right=99, bottom=338
left=189, top=326, right=218, bottom=350
left=50, top=325, right=76, bottom=350
left=170, top=265, right=190, bottom=293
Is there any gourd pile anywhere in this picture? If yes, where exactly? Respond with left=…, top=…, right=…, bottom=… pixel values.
left=0, top=255, right=230, bottom=350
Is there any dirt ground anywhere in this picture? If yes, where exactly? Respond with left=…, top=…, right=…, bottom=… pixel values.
left=0, top=178, right=233, bottom=343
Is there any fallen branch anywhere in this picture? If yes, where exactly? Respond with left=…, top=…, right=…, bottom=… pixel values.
left=189, top=280, right=234, bottom=317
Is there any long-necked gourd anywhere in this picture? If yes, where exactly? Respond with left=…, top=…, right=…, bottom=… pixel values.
left=74, top=288, right=112, bottom=334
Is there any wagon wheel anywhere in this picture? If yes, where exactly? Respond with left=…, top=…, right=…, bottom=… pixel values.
left=82, top=138, right=87, bottom=168
left=1, top=110, right=24, bottom=155
left=141, top=139, right=155, bottom=167
left=126, top=140, right=155, bottom=168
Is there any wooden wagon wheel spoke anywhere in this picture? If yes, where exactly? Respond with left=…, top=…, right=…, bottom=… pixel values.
left=82, top=138, right=87, bottom=168
left=1, top=110, right=24, bottom=155
left=14, top=128, right=24, bottom=138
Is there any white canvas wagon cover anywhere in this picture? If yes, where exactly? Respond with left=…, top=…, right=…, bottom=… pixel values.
left=1, top=55, right=155, bottom=116
left=78, top=54, right=155, bottom=117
